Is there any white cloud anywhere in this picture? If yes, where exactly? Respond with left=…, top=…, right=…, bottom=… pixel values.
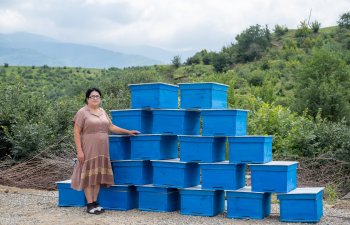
left=0, top=0, right=349, bottom=51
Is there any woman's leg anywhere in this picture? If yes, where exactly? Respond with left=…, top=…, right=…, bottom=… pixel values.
left=84, top=186, right=100, bottom=214
left=93, top=184, right=100, bottom=202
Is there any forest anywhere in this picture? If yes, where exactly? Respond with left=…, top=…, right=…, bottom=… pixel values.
left=0, top=12, right=349, bottom=199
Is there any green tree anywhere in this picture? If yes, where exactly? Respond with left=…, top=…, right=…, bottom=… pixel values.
left=292, top=48, right=350, bottom=122
left=337, top=11, right=350, bottom=29
left=171, top=55, right=181, bottom=68
left=235, top=24, right=271, bottom=62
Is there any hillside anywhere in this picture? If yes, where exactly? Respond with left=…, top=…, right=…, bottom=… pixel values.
left=0, top=32, right=162, bottom=68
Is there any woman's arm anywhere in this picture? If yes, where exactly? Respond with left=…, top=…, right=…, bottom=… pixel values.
left=74, top=123, right=84, bottom=163
left=109, top=124, right=140, bottom=136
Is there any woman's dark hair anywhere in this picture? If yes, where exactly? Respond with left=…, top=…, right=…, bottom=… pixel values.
left=85, top=87, right=102, bottom=104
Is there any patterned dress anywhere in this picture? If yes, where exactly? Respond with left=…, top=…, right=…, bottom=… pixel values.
left=71, top=105, right=114, bottom=191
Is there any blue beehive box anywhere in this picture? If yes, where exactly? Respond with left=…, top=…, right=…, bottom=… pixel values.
left=201, top=109, right=248, bottom=136
left=228, top=136, right=273, bottom=164
left=110, top=109, right=152, bottom=134
left=226, top=186, right=271, bottom=219
left=151, top=109, right=200, bottom=135
left=130, top=134, right=178, bottom=160
left=250, top=161, right=298, bottom=193
left=179, top=82, right=228, bottom=109
left=111, top=160, right=152, bottom=185
left=200, top=161, right=246, bottom=190
left=151, top=159, right=200, bottom=188
left=109, top=135, right=130, bottom=160
left=179, top=186, right=225, bottom=216
left=277, top=187, right=324, bottom=223
left=129, top=82, right=179, bottom=109
left=56, top=180, right=86, bottom=207
left=98, top=185, right=138, bottom=210
left=179, top=135, right=226, bottom=163
left=136, top=185, right=180, bottom=212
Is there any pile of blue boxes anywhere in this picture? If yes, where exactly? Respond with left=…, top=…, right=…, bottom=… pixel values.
left=57, top=82, right=324, bottom=223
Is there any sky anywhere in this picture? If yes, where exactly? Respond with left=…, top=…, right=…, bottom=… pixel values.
left=0, top=0, right=349, bottom=52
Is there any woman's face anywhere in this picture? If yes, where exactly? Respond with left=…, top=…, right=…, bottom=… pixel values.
left=87, top=90, right=101, bottom=107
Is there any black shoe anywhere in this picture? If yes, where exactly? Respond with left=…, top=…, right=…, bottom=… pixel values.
left=86, top=203, right=101, bottom=215
left=93, top=201, right=105, bottom=213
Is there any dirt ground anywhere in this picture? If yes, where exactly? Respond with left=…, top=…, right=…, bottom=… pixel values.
left=1, top=185, right=350, bottom=225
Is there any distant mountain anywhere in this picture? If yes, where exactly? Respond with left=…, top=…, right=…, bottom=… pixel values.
left=0, top=32, right=162, bottom=68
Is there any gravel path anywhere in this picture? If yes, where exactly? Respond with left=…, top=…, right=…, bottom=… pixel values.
left=1, top=185, right=349, bottom=225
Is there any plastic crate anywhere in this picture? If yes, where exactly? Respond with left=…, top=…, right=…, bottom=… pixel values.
left=110, top=109, right=152, bottom=134
left=151, top=159, right=200, bottom=188
left=179, top=82, right=228, bottom=109
left=151, top=109, right=200, bottom=135
left=109, top=135, right=130, bottom=160
left=179, top=185, right=225, bottom=216
left=136, top=185, right=180, bottom=212
left=250, top=161, right=298, bottom=193
left=226, top=186, right=271, bottom=219
left=130, top=134, right=178, bottom=160
left=228, top=136, right=272, bottom=164
left=201, top=109, right=248, bottom=136
left=277, top=187, right=324, bottom=223
left=200, top=161, right=246, bottom=190
left=179, top=136, right=226, bottom=163
left=111, top=160, right=152, bottom=185
left=56, top=180, right=86, bottom=207
left=129, top=82, right=179, bottom=109
left=98, top=185, right=138, bottom=210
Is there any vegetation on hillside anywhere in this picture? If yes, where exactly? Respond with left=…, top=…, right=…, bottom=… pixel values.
left=1, top=12, right=350, bottom=195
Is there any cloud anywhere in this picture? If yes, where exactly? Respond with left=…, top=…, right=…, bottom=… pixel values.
left=0, top=0, right=349, bottom=51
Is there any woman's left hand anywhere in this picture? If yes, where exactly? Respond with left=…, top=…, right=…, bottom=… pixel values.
left=128, top=130, right=140, bottom=136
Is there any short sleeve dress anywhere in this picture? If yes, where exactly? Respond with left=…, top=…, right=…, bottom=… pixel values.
left=71, top=105, right=114, bottom=191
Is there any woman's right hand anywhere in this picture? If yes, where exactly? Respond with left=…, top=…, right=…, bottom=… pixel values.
left=77, top=151, right=84, bottom=164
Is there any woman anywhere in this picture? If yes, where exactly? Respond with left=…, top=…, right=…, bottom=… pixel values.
left=71, top=88, right=139, bottom=214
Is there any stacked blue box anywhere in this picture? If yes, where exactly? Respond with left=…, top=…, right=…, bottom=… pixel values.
left=129, top=83, right=179, bottom=109
left=130, top=134, right=178, bottom=160
left=56, top=180, right=86, bottom=207
left=109, top=135, right=130, bottom=160
left=179, top=135, right=226, bottom=163
left=110, top=109, right=152, bottom=134
left=199, top=161, right=246, bottom=190
left=151, top=109, right=200, bottom=135
left=179, top=82, right=228, bottom=109
left=226, top=186, right=271, bottom=219
left=179, top=185, right=225, bottom=216
left=136, top=184, right=180, bottom=212
left=111, top=160, right=153, bottom=185
left=250, top=161, right=298, bottom=193
left=151, top=159, right=200, bottom=188
left=277, top=187, right=324, bottom=222
left=98, top=185, right=138, bottom=210
left=228, top=136, right=272, bottom=164
left=201, top=109, right=248, bottom=136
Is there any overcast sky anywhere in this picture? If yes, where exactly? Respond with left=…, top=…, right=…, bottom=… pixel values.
left=1, top=0, right=349, bottom=51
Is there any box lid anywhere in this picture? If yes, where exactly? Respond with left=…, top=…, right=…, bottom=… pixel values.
left=200, top=161, right=245, bottom=170
left=179, top=135, right=226, bottom=143
left=109, top=135, right=130, bottom=140
left=201, top=109, right=249, bottom=116
left=277, top=187, right=324, bottom=200
left=151, top=109, right=186, bottom=115
left=136, top=184, right=178, bottom=193
left=249, top=161, right=298, bottom=171
left=129, top=82, right=179, bottom=91
left=178, top=82, right=228, bottom=91
left=228, top=135, right=273, bottom=143
left=226, top=186, right=269, bottom=198
left=110, top=109, right=151, bottom=116
left=179, top=185, right=224, bottom=195
left=55, top=179, right=71, bottom=184
left=130, top=134, right=177, bottom=141
left=151, top=158, right=196, bottom=168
